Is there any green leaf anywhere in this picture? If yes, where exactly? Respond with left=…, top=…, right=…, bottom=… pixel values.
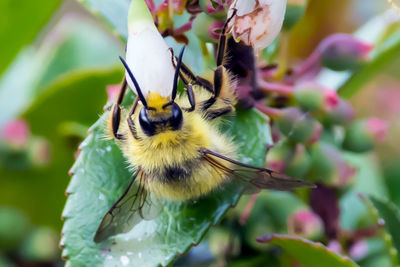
left=340, top=153, right=388, bottom=230
left=257, top=234, right=359, bottom=267
left=362, top=195, right=400, bottom=266
left=0, top=17, right=122, bottom=127
left=0, top=0, right=62, bottom=75
left=0, top=67, right=122, bottom=229
left=77, top=0, right=130, bottom=39
left=61, top=100, right=270, bottom=266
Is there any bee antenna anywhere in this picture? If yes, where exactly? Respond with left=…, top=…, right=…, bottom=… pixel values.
left=172, top=45, right=186, bottom=101
left=119, top=56, right=148, bottom=108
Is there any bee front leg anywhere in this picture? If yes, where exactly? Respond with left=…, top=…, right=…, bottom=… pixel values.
left=110, top=78, right=128, bottom=140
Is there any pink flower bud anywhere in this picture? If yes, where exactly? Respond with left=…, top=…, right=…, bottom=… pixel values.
left=266, top=142, right=292, bottom=172
left=327, top=240, right=342, bottom=255
left=365, top=117, right=388, bottom=143
left=343, top=118, right=388, bottom=153
left=28, top=137, right=51, bottom=167
left=106, top=84, right=120, bottom=104
left=1, top=119, right=30, bottom=148
left=287, top=210, right=323, bottom=240
left=309, top=142, right=356, bottom=187
left=318, top=34, right=373, bottom=71
left=324, top=99, right=355, bottom=126
left=294, top=82, right=339, bottom=112
left=349, top=240, right=368, bottom=260
left=199, top=0, right=233, bottom=19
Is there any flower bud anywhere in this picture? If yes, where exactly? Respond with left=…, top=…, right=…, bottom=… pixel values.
left=192, top=13, right=225, bottom=43
left=327, top=240, right=342, bottom=254
left=106, top=84, right=120, bottom=104
left=0, top=119, right=30, bottom=149
left=318, top=34, right=373, bottom=71
left=265, top=141, right=293, bottom=172
left=0, top=207, right=30, bottom=251
left=275, top=108, right=322, bottom=145
left=126, top=0, right=175, bottom=98
left=343, top=118, right=388, bottom=153
left=308, top=142, right=356, bottom=187
left=199, top=0, right=232, bottom=19
left=228, top=0, right=287, bottom=53
left=294, top=82, right=339, bottom=112
left=283, top=0, right=308, bottom=31
left=27, top=137, right=51, bottom=167
left=349, top=240, right=368, bottom=261
left=287, top=209, right=323, bottom=240
left=20, top=227, right=59, bottom=262
left=208, top=227, right=240, bottom=257
left=323, top=99, right=355, bottom=126
left=285, top=144, right=311, bottom=178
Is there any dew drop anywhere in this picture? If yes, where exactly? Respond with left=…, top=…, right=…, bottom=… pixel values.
left=120, top=255, right=130, bottom=266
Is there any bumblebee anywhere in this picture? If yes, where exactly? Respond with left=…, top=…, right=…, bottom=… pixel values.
left=94, top=15, right=312, bottom=243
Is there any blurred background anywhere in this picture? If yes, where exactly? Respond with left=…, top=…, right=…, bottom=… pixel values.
left=0, top=0, right=399, bottom=266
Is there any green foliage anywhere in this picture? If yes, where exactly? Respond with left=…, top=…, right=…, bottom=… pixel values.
left=258, top=234, right=358, bottom=267
left=0, top=68, right=122, bottom=228
left=365, top=195, right=400, bottom=265
left=0, top=0, right=62, bottom=75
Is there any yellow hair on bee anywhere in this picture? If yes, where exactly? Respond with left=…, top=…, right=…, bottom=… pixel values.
left=112, top=92, right=237, bottom=201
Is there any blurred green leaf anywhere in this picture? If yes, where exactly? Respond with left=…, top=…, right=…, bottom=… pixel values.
left=77, top=0, right=129, bottom=40
left=61, top=98, right=270, bottom=266
left=0, top=67, right=122, bottom=229
left=365, top=195, right=400, bottom=265
left=0, top=17, right=122, bottom=127
left=340, top=153, right=388, bottom=230
left=0, top=0, right=62, bottom=75
left=257, top=234, right=359, bottom=267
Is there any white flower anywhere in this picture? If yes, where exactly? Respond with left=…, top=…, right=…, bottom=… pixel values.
left=228, top=0, right=287, bottom=53
left=125, top=0, right=175, bottom=98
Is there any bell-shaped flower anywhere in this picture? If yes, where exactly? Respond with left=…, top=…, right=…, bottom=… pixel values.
left=125, top=0, right=175, bottom=98
left=227, top=0, right=287, bottom=53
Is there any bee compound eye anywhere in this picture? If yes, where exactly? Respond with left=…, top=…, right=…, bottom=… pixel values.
left=139, top=108, right=156, bottom=136
left=170, top=102, right=183, bottom=131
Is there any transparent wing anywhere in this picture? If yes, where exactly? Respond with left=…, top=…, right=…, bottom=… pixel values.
left=94, top=169, right=162, bottom=243
left=200, top=148, right=314, bottom=193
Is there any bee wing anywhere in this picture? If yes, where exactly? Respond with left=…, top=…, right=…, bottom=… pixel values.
left=200, top=148, right=315, bottom=193
left=94, top=168, right=161, bottom=243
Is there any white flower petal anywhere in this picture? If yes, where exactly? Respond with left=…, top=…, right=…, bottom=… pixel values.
left=126, top=28, right=175, bottom=98
left=125, top=0, right=175, bottom=98
left=228, top=0, right=287, bottom=53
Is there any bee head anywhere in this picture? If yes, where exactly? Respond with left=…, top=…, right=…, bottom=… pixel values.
left=138, top=93, right=183, bottom=136
left=119, top=45, right=186, bottom=137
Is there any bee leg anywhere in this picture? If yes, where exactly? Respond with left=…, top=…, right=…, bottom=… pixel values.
left=182, top=83, right=196, bottom=112
left=169, top=48, right=214, bottom=93
left=127, top=98, right=141, bottom=140
left=111, top=78, right=128, bottom=140
left=201, top=9, right=237, bottom=113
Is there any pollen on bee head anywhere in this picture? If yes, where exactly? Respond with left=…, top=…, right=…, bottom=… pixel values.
left=146, top=92, right=171, bottom=111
